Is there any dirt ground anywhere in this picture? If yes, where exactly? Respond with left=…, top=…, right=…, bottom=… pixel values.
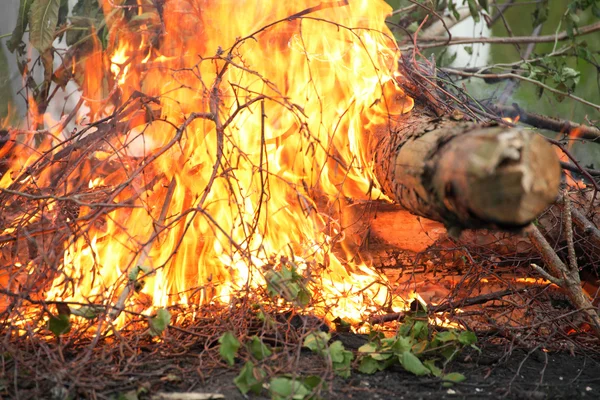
left=185, top=343, right=600, bottom=400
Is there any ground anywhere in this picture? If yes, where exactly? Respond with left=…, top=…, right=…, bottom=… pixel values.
left=145, top=341, right=600, bottom=400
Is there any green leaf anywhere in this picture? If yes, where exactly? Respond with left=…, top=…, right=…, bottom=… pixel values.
left=7, top=0, right=33, bottom=52
left=328, top=341, right=346, bottom=363
left=48, top=314, right=71, bottom=336
left=390, top=336, right=413, bottom=354
left=303, top=331, right=330, bottom=354
left=442, top=372, right=466, bottom=387
left=447, top=0, right=460, bottom=20
left=329, top=341, right=353, bottom=378
left=233, top=361, right=265, bottom=395
left=148, top=308, right=171, bottom=337
left=29, top=0, right=61, bottom=53
left=358, top=355, right=382, bottom=374
left=399, top=351, right=430, bottom=376
left=463, top=46, right=473, bottom=56
left=247, top=336, right=272, bottom=361
left=466, top=0, right=480, bottom=23
left=435, top=331, right=458, bottom=343
left=423, top=359, right=442, bottom=377
left=477, top=0, right=489, bottom=12
left=270, top=377, right=312, bottom=400
left=302, top=375, right=322, bottom=390
left=218, top=332, right=241, bottom=366
left=358, top=342, right=378, bottom=353
left=458, top=331, right=477, bottom=346
left=410, top=321, right=428, bottom=340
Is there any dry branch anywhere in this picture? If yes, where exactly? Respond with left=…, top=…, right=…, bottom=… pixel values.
left=370, top=287, right=532, bottom=325
left=528, top=190, right=600, bottom=338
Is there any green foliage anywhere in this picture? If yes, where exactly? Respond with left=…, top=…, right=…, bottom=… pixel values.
left=7, top=0, right=33, bottom=52
left=66, top=0, right=108, bottom=48
left=128, top=265, right=152, bottom=292
left=248, top=336, right=273, bottom=360
left=48, top=313, right=71, bottom=336
left=270, top=376, right=321, bottom=400
left=356, top=315, right=478, bottom=382
left=303, top=332, right=354, bottom=378
left=218, top=332, right=241, bottom=366
left=265, top=260, right=312, bottom=307
left=234, top=361, right=266, bottom=395
left=148, top=308, right=171, bottom=337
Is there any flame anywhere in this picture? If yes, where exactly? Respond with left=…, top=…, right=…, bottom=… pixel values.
left=5, top=0, right=417, bottom=327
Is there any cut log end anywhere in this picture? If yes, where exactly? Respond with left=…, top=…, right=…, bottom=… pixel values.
left=433, top=127, right=561, bottom=228
left=374, top=112, right=563, bottom=231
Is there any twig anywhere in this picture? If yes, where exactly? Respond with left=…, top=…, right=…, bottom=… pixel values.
left=441, top=69, right=600, bottom=111
left=369, top=288, right=532, bottom=325
left=560, top=162, right=600, bottom=177
left=495, top=103, right=600, bottom=142
left=405, top=21, right=600, bottom=49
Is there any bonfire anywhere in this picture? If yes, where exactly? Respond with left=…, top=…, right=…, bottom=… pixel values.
left=1, top=0, right=599, bottom=398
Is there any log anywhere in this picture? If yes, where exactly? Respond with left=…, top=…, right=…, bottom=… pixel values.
left=365, top=103, right=561, bottom=232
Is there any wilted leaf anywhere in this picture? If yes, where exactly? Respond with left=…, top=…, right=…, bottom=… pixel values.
left=411, top=340, right=428, bottom=355
left=29, top=0, right=61, bottom=53
left=48, top=314, right=71, bottom=336
left=66, top=0, right=105, bottom=47
left=399, top=351, right=430, bottom=376
left=270, top=377, right=311, bottom=400
left=148, top=308, right=171, bottom=337
left=71, top=305, right=103, bottom=319
left=247, top=336, right=272, bottom=361
left=128, top=265, right=151, bottom=282
left=219, top=332, right=241, bottom=366
left=7, top=0, right=33, bottom=52
left=233, top=361, right=265, bottom=395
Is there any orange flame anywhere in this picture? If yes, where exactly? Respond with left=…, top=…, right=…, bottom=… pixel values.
left=6, top=0, right=417, bottom=326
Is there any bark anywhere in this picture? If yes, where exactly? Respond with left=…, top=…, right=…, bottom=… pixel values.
left=366, top=103, right=562, bottom=232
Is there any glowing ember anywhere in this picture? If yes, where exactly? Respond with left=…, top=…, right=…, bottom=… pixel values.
left=4, top=0, right=417, bottom=326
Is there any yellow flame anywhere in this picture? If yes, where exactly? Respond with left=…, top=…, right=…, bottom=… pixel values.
left=14, top=0, right=418, bottom=326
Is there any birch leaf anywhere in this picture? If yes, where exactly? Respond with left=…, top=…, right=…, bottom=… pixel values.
left=29, top=0, right=60, bottom=53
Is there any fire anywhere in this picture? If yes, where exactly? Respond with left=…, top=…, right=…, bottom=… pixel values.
left=4, top=0, right=416, bottom=327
